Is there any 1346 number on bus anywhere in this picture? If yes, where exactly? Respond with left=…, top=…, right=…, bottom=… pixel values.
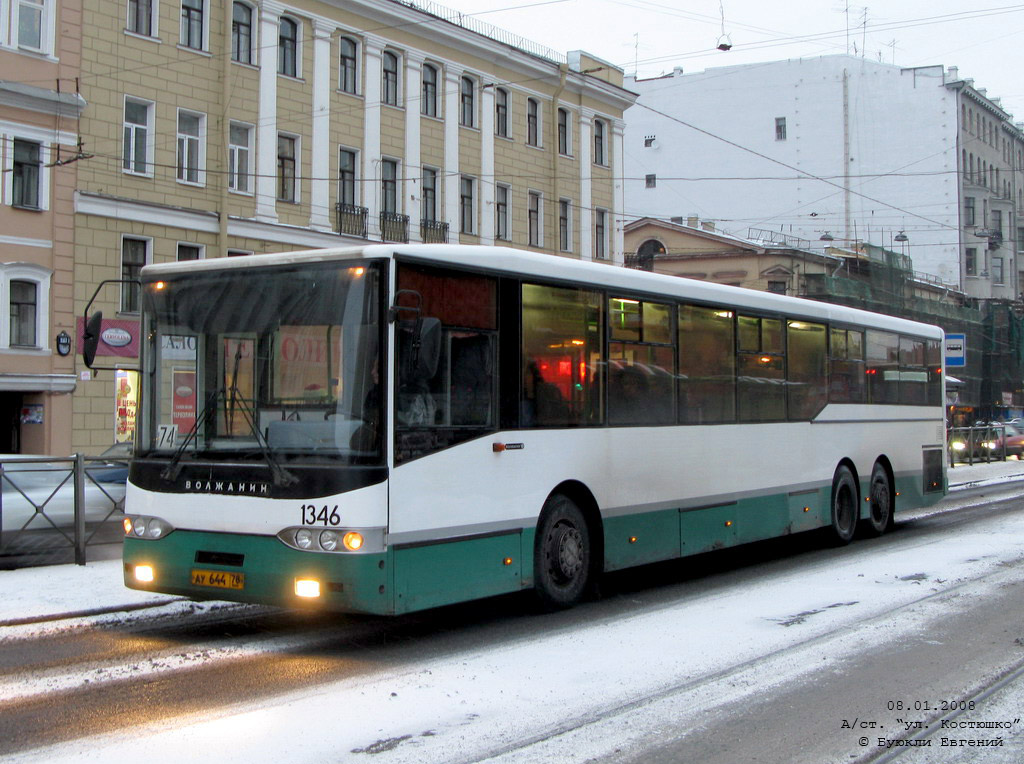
left=301, top=504, right=341, bottom=526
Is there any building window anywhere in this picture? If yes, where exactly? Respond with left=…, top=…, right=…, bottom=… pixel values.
left=277, top=134, right=296, bottom=202
left=595, top=208, right=607, bottom=259
left=17, top=0, right=46, bottom=50
left=382, top=51, right=399, bottom=106
left=992, top=209, right=1003, bottom=237
left=558, top=198, right=571, bottom=252
left=460, top=176, right=475, bottom=234
left=495, top=184, right=510, bottom=241
left=12, top=140, right=41, bottom=209
left=645, top=173, right=656, bottom=189
left=10, top=280, right=37, bottom=347
left=644, top=135, right=656, bottom=148
left=121, top=237, right=147, bottom=313
left=228, top=122, right=251, bottom=193
left=381, top=158, right=398, bottom=214
left=775, top=117, right=787, bottom=140
left=557, top=108, right=570, bottom=155
left=421, top=64, right=438, bottom=117
left=528, top=191, right=541, bottom=247
left=278, top=17, right=298, bottom=77
left=128, top=0, right=154, bottom=36
left=122, top=97, right=153, bottom=175
left=527, top=98, right=539, bottom=147
left=339, top=37, right=358, bottom=94
left=177, top=243, right=202, bottom=261
left=993, top=256, right=1004, bottom=284
left=231, top=2, right=252, bottom=63
left=965, top=247, right=977, bottom=276
left=180, top=0, right=204, bottom=49
left=176, top=110, right=204, bottom=185
left=964, top=196, right=975, bottom=226
left=339, top=148, right=357, bottom=205
left=421, top=167, right=437, bottom=223
left=495, top=88, right=508, bottom=138
left=593, top=118, right=606, bottom=165
left=767, top=280, right=787, bottom=294
left=460, top=76, right=475, bottom=127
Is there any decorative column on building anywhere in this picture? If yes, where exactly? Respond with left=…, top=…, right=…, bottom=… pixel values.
left=578, top=109, right=594, bottom=261
left=479, top=83, right=496, bottom=244
left=362, top=35, right=385, bottom=239
left=255, top=1, right=282, bottom=222
left=444, top=66, right=462, bottom=232
left=611, top=118, right=626, bottom=264
left=404, top=53, right=424, bottom=243
left=309, top=19, right=333, bottom=231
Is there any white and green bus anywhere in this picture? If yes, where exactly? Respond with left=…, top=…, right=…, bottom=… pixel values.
left=120, top=244, right=946, bottom=613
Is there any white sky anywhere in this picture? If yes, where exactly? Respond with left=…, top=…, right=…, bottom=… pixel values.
left=433, top=0, right=1024, bottom=119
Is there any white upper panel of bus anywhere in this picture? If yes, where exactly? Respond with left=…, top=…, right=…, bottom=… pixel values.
left=141, top=244, right=943, bottom=340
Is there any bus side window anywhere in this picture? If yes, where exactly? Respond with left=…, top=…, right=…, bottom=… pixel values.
left=678, top=304, right=735, bottom=424
left=787, top=320, right=827, bottom=419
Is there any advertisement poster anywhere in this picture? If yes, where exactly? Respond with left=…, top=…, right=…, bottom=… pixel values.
left=172, top=369, right=197, bottom=432
left=115, top=369, right=139, bottom=443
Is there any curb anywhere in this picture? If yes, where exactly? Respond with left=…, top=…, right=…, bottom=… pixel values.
left=0, top=597, right=183, bottom=628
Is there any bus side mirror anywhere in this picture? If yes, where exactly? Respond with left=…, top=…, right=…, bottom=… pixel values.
left=82, top=311, right=103, bottom=368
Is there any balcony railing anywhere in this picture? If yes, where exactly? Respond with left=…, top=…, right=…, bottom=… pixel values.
left=336, top=203, right=368, bottom=238
left=421, top=219, right=449, bottom=243
left=381, top=211, right=409, bottom=243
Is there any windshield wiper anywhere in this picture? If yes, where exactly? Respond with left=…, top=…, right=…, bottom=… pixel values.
left=160, top=389, right=218, bottom=481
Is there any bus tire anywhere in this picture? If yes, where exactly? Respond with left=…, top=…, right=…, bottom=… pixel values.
left=829, top=465, right=858, bottom=545
left=534, top=493, right=591, bottom=610
left=861, top=462, right=893, bottom=537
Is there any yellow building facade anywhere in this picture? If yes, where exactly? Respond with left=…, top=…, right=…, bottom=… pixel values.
left=70, top=0, right=636, bottom=452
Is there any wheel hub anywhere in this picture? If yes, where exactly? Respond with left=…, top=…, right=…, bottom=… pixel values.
left=554, top=524, right=583, bottom=580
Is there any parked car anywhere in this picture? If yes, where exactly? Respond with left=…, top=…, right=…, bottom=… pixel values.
left=0, top=450, right=128, bottom=534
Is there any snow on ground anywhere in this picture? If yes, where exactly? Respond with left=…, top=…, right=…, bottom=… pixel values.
left=2, top=460, right=1024, bottom=764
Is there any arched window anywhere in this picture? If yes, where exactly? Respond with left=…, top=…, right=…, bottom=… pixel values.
left=636, top=239, right=665, bottom=271
left=421, top=63, right=438, bottom=117
left=382, top=51, right=399, bottom=106
left=495, top=87, right=509, bottom=137
left=278, top=17, right=298, bottom=77
left=460, top=75, right=475, bottom=127
left=339, top=37, right=358, bottom=94
left=557, top=107, right=570, bottom=155
left=231, top=2, right=253, bottom=64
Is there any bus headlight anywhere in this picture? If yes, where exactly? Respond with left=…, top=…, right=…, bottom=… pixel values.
left=295, top=529, right=314, bottom=549
left=277, top=527, right=384, bottom=554
left=319, top=530, right=339, bottom=552
left=124, top=515, right=175, bottom=539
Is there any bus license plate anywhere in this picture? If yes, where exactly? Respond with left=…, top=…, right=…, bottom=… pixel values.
left=190, top=569, right=245, bottom=590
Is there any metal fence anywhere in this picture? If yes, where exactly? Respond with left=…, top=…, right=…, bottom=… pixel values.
left=947, top=425, right=1013, bottom=466
left=0, top=454, right=127, bottom=569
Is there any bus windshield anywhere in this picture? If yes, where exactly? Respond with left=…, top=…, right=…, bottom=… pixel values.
left=140, top=260, right=383, bottom=465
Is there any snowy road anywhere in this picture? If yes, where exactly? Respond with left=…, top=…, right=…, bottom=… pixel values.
left=3, top=490, right=1024, bottom=763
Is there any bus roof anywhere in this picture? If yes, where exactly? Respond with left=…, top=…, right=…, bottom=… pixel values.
left=141, top=244, right=943, bottom=339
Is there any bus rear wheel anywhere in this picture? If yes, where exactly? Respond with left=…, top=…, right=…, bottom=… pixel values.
left=861, top=462, right=893, bottom=537
left=829, top=465, right=858, bottom=545
left=534, top=494, right=591, bottom=610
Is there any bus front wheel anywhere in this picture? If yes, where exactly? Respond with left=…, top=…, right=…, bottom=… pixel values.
left=829, top=465, right=858, bottom=545
left=534, top=494, right=591, bottom=609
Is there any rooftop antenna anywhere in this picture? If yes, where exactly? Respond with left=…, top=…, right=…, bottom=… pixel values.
left=716, top=0, right=732, bottom=51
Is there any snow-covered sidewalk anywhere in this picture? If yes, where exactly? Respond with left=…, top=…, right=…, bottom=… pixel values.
left=1, top=457, right=1022, bottom=628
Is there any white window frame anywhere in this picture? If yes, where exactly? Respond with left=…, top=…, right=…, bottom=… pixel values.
left=126, top=0, right=159, bottom=39
left=228, top=121, right=253, bottom=194
left=120, top=235, right=151, bottom=314
left=0, top=263, right=50, bottom=351
left=277, top=132, right=299, bottom=203
left=278, top=15, right=300, bottom=78
left=460, top=175, right=476, bottom=234
left=593, top=118, right=607, bottom=166
left=495, top=87, right=509, bottom=138
left=2, top=128, right=53, bottom=210
left=421, top=166, right=438, bottom=223
left=420, top=63, right=439, bottom=118
left=594, top=207, right=609, bottom=259
left=338, top=35, right=359, bottom=95
left=558, top=197, right=572, bottom=252
left=176, top=108, right=206, bottom=186
left=460, top=75, right=476, bottom=128
left=122, top=96, right=155, bottom=177
left=12, top=0, right=53, bottom=54
left=230, top=1, right=255, bottom=64
left=528, top=190, right=542, bottom=248
left=557, top=107, right=572, bottom=157
left=381, top=49, right=401, bottom=107
left=495, top=183, right=510, bottom=241
left=526, top=97, right=541, bottom=148
left=179, top=0, right=208, bottom=51
left=10, top=137, right=42, bottom=209
left=338, top=146, right=359, bottom=207
left=176, top=242, right=205, bottom=261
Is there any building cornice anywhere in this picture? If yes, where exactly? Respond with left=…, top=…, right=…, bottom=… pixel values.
left=0, top=373, right=76, bottom=393
left=0, top=80, right=86, bottom=119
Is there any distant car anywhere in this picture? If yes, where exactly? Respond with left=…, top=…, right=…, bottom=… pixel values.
left=0, top=450, right=128, bottom=534
left=990, top=424, right=1024, bottom=458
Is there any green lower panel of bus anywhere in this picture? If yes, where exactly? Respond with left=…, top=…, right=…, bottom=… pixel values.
left=124, top=531, right=391, bottom=614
